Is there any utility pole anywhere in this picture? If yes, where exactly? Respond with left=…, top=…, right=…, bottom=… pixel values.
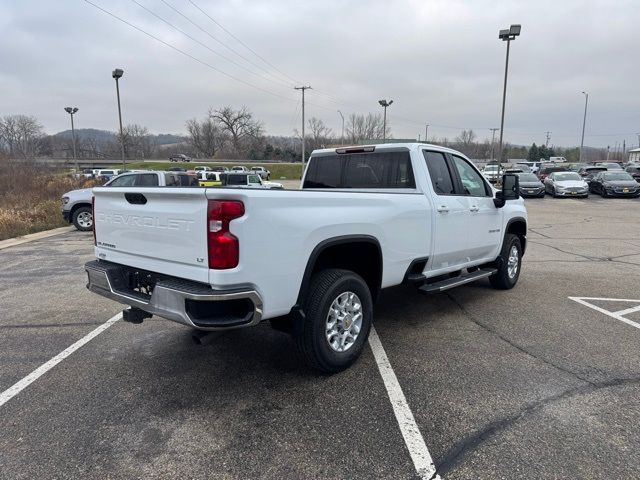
left=489, top=127, right=499, bottom=161
left=545, top=131, right=551, bottom=147
left=579, top=91, right=588, bottom=162
left=425, top=124, right=429, bottom=143
left=337, top=110, right=345, bottom=145
left=636, top=132, right=640, bottom=149
left=295, top=86, right=311, bottom=175
left=623, top=139, right=626, bottom=161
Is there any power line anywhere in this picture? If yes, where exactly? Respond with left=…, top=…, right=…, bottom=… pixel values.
left=130, top=0, right=292, bottom=90
left=82, top=0, right=298, bottom=103
left=188, top=0, right=299, bottom=85
left=159, top=0, right=292, bottom=87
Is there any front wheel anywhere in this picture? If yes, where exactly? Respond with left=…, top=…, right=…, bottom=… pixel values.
left=490, top=234, right=522, bottom=290
left=294, top=269, right=373, bottom=373
left=72, top=206, right=93, bottom=231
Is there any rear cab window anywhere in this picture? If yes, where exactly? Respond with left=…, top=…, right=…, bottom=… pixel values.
left=303, top=150, right=416, bottom=189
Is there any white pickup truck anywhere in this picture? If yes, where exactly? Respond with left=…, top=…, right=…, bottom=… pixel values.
left=86, top=143, right=527, bottom=372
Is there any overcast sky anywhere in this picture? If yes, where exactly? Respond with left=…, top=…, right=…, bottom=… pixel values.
left=1, top=0, right=638, bottom=148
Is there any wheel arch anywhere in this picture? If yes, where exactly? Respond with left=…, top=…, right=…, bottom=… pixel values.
left=505, top=217, right=527, bottom=255
left=296, top=235, right=383, bottom=307
left=70, top=202, right=92, bottom=220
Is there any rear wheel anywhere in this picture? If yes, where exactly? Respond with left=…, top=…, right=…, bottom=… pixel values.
left=294, top=269, right=372, bottom=373
left=490, top=234, right=522, bottom=290
left=72, top=206, right=93, bottom=231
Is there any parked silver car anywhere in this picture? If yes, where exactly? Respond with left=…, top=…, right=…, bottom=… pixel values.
left=543, top=171, right=589, bottom=198
left=250, top=166, right=271, bottom=180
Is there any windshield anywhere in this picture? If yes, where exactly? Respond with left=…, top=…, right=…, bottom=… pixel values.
left=603, top=172, right=633, bottom=181
left=554, top=172, right=581, bottom=181
left=484, top=166, right=499, bottom=171
left=518, top=173, right=539, bottom=182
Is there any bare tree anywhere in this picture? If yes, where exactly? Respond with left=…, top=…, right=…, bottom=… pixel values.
left=186, top=117, right=220, bottom=158
left=454, top=129, right=477, bottom=157
left=118, top=124, right=153, bottom=159
left=210, top=106, right=263, bottom=156
left=345, top=113, right=389, bottom=144
left=306, top=117, right=333, bottom=150
left=0, top=115, right=45, bottom=159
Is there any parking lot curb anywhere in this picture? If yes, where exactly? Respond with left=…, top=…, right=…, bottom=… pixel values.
left=0, top=226, right=75, bottom=251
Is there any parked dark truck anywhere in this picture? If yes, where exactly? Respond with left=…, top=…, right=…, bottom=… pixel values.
left=85, top=144, right=527, bottom=372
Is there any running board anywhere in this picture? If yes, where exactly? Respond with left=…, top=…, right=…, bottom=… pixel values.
left=418, top=268, right=497, bottom=294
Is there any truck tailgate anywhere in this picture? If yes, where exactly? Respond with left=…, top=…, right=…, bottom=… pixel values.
left=93, top=187, right=209, bottom=283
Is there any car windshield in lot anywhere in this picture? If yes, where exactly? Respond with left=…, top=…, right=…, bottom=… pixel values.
left=554, top=172, right=581, bottom=181
left=596, top=162, right=622, bottom=169
left=603, top=172, right=634, bottom=181
left=518, top=173, right=539, bottom=182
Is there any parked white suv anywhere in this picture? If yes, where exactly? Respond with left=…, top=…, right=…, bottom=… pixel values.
left=86, top=144, right=527, bottom=372
left=62, top=171, right=197, bottom=231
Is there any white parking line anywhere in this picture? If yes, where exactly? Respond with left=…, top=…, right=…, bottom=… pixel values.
left=368, top=326, right=441, bottom=480
left=568, top=297, right=640, bottom=330
left=0, top=313, right=122, bottom=408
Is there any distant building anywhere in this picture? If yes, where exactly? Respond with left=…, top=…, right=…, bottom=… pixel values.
left=628, top=148, right=640, bottom=162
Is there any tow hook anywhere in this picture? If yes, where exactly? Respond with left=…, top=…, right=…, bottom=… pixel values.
left=122, top=307, right=152, bottom=324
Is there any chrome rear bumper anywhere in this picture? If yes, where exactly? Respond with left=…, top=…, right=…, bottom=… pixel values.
left=85, top=260, right=263, bottom=331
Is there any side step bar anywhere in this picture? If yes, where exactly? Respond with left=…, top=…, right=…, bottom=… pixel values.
left=418, top=268, right=497, bottom=294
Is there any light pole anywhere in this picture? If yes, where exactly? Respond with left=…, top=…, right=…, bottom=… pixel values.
left=337, top=110, right=345, bottom=145
left=64, top=107, right=79, bottom=171
left=489, top=127, right=499, bottom=161
left=378, top=99, right=393, bottom=143
left=579, top=91, right=588, bottom=162
left=425, top=124, right=429, bottom=143
left=497, top=24, right=521, bottom=170
left=112, top=68, right=125, bottom=171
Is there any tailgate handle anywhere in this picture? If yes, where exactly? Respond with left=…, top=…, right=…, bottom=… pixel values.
left=124, top=193, right=147, bottom=205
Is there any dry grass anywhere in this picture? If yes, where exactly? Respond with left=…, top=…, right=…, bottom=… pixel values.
left=0, top=163, right=97, bottom=240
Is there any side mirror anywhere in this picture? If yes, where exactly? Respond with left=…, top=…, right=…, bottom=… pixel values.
left=494, top=174, right=520, bottom=208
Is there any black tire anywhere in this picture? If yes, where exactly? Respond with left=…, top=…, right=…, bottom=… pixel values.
left=72, top=206, right=93, bottom=232
left=490, top=234, right=522, bottom=290
left=601, top=188, right=607, bottom=198
left=294, top=269, right=373, bottom=373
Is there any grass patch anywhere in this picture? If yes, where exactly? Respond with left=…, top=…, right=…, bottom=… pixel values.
left=125, top=161, right=304, bottom=180
left=0, top=163, right=96, bottom=241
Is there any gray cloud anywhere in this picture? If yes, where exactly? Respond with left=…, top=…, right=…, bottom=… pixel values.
left=1, top=0, right=638, bottom=148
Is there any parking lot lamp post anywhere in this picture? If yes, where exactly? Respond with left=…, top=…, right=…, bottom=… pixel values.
left=497, top=24, right=521, bottom=173
left=64, top=107, right=79, bottom=172
left=112, top=68, right=126, bottom=171
left=378, top=99, right=393, bottom=143
left=579, top=91, right=588, bottom=162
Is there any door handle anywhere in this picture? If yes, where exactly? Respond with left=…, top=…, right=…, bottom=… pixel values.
left=469, top=205, right=480, bottom=212
left=436, top=205, right=449, bottom=213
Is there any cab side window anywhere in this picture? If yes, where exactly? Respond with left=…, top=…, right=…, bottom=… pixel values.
left=423, top=150, right=455, bottom=195
left=450, top=155, right=490, bottom=197
left=136, top=174, right=160, bottom=187
left=108, top=174, right=136, bottom=187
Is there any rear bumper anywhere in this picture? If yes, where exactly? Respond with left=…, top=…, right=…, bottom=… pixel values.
left=85, top=260, right=263, bottom=331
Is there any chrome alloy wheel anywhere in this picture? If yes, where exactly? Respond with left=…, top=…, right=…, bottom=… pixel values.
left=325, top=291, right=363, bottom=353
left=77, top=211, right=93, bottom=228
left=507, top=245, right=519, bottom=279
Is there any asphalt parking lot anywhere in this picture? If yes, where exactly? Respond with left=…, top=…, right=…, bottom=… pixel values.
left=1, top=196, right=639, bottom=479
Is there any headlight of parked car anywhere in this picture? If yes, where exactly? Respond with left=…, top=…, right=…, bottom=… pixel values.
left=62, top=196, right=70, bottom=205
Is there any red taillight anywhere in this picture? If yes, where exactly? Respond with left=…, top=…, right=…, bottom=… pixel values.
left=92, top=196, right=96, bottom=246
left=207, top=200, right=244, bottom=269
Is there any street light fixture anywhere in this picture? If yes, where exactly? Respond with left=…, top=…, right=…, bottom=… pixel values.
left=579, top=91, right=588, bottom=162
left=378, top=99, right=393, bottom=143
left=64, top=107, right=79, bottom=172
left=497, top=24, right=521, bottom=171
left=112, top=68, right=125, bottom=170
